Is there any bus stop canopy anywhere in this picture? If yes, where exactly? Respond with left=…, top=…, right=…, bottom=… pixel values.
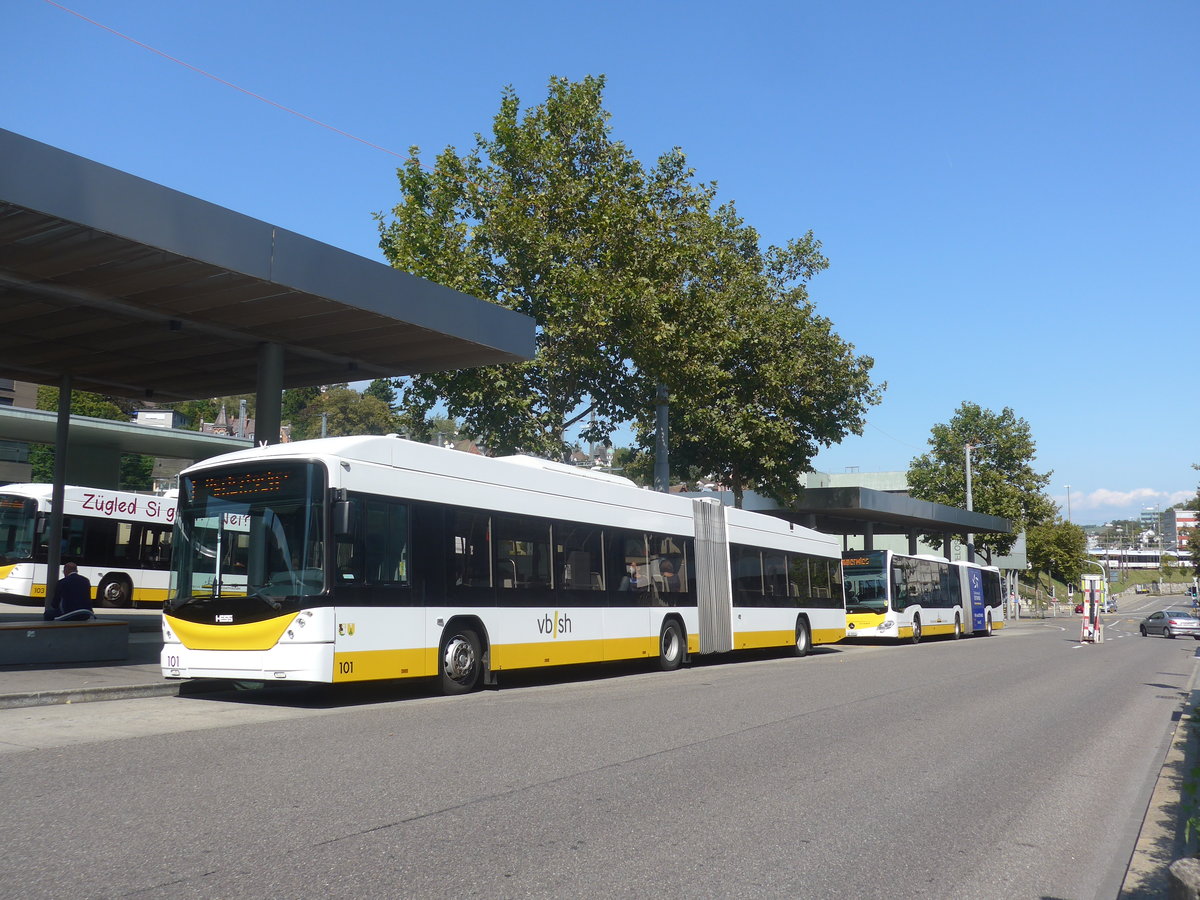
left=0, top=128, right=535, bottom=401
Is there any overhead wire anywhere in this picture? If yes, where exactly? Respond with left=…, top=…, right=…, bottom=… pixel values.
left=40, top=0, right=417, bottom=164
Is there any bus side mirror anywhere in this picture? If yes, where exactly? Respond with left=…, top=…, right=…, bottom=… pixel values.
left=332, top=500, right=358, bottom=540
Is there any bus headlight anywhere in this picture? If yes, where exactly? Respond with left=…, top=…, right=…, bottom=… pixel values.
left=878, top=621, right=894, bottom=631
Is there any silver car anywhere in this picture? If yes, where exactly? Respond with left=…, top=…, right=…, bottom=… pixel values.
left=1140, top=609, right=1200, bottom=640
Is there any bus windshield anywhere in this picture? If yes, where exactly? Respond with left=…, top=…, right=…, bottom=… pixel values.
left=841, top=551, right=889, bottom=615
left=167, top=462, right=326, bottom=613
left=0, top=495, right=37, bottom=564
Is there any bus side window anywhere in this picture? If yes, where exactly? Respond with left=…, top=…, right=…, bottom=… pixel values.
left=451, top=509, right=491, bottom=588
left=362, top=499, right=409, bottom=585
left=732, top=546, right=764, bottom=607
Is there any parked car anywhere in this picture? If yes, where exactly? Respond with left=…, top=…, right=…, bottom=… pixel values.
left=1074, top=603, right=1083, bottom=614
left=1140, top=609, right=1200, bottom=640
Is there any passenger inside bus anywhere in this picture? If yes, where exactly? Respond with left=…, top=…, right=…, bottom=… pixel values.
left=658, top=559, right=680, bottom=592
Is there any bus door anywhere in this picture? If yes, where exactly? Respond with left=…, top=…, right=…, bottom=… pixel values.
left=965, top=568, right=987, bottom=634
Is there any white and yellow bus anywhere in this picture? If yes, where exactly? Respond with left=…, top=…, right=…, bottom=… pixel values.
left=161, top=435, right=846, bottom=692
left=841, top=549, right=1003, bottom=642
left=0, top=484, right=176, bottom=608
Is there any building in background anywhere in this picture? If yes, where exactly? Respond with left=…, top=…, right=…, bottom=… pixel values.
left=1165, top=509, right=1198, bottom=551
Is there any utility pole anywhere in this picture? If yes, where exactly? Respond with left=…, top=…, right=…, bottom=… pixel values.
left=964, top=443, right=977, bottom=563
left=654, top=382, right=669, bottom=493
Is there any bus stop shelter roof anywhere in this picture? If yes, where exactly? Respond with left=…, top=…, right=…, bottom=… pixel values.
left=0, top=406, right=250, bottom=460
left=0, top=128, right=535, bottom=401
left=749, top=486, right=1012, bottom=538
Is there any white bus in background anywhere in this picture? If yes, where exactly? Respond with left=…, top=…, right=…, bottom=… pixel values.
left=0, top=484, right=176, bottom=608
left=161, top=435, right=847, bottom=693
left=841, top=549, right=1004, bottom=642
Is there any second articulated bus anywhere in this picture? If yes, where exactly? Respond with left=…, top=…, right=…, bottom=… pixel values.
left=841, top=549, right=1004, bottom=643
left=0, top=483, right=176, bottom=607
left=161, top=435, right=847, bottom=692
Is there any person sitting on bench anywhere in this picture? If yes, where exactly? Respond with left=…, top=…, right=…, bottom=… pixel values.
left=44, top=562, right=94, bottom=622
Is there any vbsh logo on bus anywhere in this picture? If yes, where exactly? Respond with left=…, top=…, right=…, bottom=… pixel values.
left=536, top=611, right=572, bottom=638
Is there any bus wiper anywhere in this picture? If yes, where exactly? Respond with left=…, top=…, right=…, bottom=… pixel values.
left=246, top=586, right=283, bottom=610
left=165, top=594, right=208, bottom=613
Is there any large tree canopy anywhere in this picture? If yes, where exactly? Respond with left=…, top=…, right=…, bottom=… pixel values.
left=907, top=402, right=1055, bottom=557
left=378, top=75, right=880, bottom=503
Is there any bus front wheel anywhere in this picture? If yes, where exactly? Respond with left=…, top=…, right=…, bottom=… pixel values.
left=440, top=626, right=482, bottom=694
left=659, top=620, right=684, bottom=671
left=910, top=614, right=922, bottom=645
left=99, top=577, right=132, bottom=609
left=793, top=618, right=811, bottom=657
left=953, top=615, right=962, bottom=639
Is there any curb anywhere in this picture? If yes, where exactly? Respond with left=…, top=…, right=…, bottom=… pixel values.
left=1121, top=660, right=1200, bottom=895
left=0, top=681, right=185, bottom=709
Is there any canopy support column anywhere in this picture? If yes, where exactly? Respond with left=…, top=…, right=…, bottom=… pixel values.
left=255, top=342, right=283, bottom=446
left=44, top=375, right=71, bottom=617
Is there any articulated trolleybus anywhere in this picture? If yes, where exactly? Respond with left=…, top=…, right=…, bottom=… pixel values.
left=0, top=483, right=175, bottom=608
left=161, top=435, right=846, bottom=692
left=840, top=549, right=1004, bottom=643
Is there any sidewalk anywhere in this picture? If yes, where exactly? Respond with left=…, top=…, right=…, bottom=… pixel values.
left=0, top=602, right=182, bottom=708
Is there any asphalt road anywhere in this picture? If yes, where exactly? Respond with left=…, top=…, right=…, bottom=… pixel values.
left=1, top=602, right=1195, bottom=899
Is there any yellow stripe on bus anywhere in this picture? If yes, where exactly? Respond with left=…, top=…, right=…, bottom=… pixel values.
left=923, top=623, right=957, bottom=636
left=731, top=628, right=845, bottom=649
left=165, top=613, right=297, bottom=651
left=491, top=636, right=658, bottom=670
left=333, top=648, right=431, bottom=682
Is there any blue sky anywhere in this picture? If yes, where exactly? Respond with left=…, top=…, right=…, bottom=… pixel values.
left=5, top=0, right=1197, bottom=523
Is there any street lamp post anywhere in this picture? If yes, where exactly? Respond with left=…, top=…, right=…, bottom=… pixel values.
left=1064, top=484, right=1071, bottom=523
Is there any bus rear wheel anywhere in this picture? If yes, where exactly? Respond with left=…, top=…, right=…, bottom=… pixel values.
left=440, top=626, right=482, bottom=694
left=910, top=614, right=922, bottom=645
left=99, top=577, right=132, bottom=609
left=658, top=620, right=684, bottom=671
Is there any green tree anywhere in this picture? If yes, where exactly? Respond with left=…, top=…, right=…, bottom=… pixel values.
left=907, top=402, right=1055, bottom=557
left=290, top=385, right=398, bottom=439
left=362, top=378, right=398, bottom=408
left=119, top=453, right=154, bottom=491
left=1027, top=519, right=1088, bottom=592
left=611, top=447, right=653, bottom=488
left=379, top=75, right=647, bottom=457
left=378, top=75, right=880, bottom=500
left=281, top=386, right=322, bottom=431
